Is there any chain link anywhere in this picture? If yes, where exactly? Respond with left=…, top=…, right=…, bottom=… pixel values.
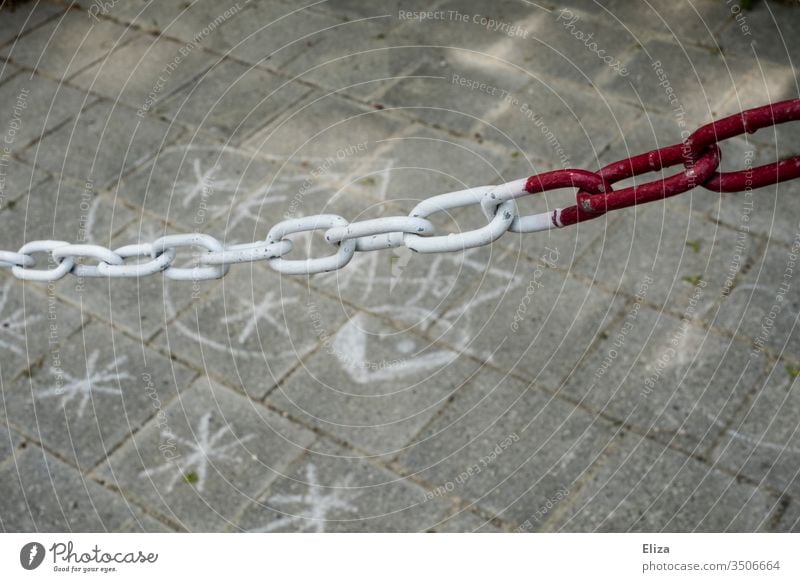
left=405, top=185, right=516, bottom=253
left=96, top=243, right=176, bottom=278
left=50, top=244, right=124, bottom=278
left=12, top=241, right=76, bottom=282
left=152, top=234, right=230, bottom=281
left=266, top=215, right=357, bottom=275
left=0, top=250, right=35, bottom=269
left=3, top=99, right=799, bottom=283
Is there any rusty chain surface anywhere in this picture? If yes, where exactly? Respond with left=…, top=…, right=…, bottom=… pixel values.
left=3, top=98, right=800, bottom=282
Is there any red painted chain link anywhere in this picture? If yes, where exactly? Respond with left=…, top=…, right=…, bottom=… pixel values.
left=521, top=98, right=800, bottom=228
left=688, top=98, right=800, bottom=192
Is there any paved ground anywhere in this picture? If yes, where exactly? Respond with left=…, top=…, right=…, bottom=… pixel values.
left=0, top=0, right=799, bottom=532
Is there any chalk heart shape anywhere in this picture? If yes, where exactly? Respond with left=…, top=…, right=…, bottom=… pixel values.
left=332, top=312, right=457, bottom=384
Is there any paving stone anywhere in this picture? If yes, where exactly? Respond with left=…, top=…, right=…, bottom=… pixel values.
left=712, top=58, right=798, bottom=119
left=396, top=368, right=618, bottom=528
left=435, top=251, right=624, bottom=388
left=104, top=0, right=251, bottom=54
left=114, top=140, right=289, bottom=232
left=154, top=59, right=309, bottom=144
left=0, top=60, right=20, bottom=89
left=224, top=2, right=347, bottom=69
left=235, top=439, right=450, bottom=532
left=0, top=274, right=85, bottom=380
left=769, top=497, right=800, bottom=532
left=281, top=15, right=424, bottom=100
left=384, top=39, right=538, bottom=128
left=432, top=509, right=506, bottom=532
left=0, top=178, right=134, bottom=251
left=718, top=0, right=800, bottom=65
left=267, top=311, right=484, bottom=456
left=308, top=0, right=451, bottom=21
left=0, top=423, right=22, bottom=465
left=600, top=110, right=693, bottom=163
left=115, top=509, right=176, bottom=532
left=1, top=9, right=137, bottom=80
left=513, top=8, right=637, bottom=87
left=711, top=179, right=800, bottom=249
left=244, top=91, right=404, bottom=159
left=560, top=306, right=768, bottom=455
left=93, top=375, right=316, bottom=531
left=583, top=0, right=732, bottom=44
left=53, top=219, right=220, bottom=342
left=480, top=80, right=642, bottom=169
left=376, top=54, right=531, bottom=136
left=352, top=124, right=508, bottom=203
left=714, top=240, right=800, bottom=361
left=0, top=1, right=64, bottom=48
left=0, top=69, right=93, bottom=153
left=574, top=204, right=764, bottom=316
left=547, top=433, right=782, bottom=532
left=393, top=0, right=637, bottom=88
left=598, top=39, right=753, bottom=123
left=22, top=100, right=182, bottom=189
left=710, top=366, right=800, bottom=499
left=2, top=320, right=196, bottom=470
left=149, top=263, right=351, bottom=400
left=72, top=34, right=217, bottom=111
left=0, top=445, right=136, bottom=532
left=0, top=158, right=49, bottom=211
left=392, top=0, right=540, bottom=54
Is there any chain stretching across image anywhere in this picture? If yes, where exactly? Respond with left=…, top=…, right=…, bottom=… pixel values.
left=3, top=99, right=800, bottom=282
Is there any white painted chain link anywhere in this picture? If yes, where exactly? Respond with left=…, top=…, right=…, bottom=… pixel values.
left=1, top=180, right=561, bottom=282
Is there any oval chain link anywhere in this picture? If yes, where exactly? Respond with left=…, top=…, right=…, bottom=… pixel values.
left=152, top=234, right=230, bottom=281
left=51, top=244, right=124, bottom=278
left=12, top=241, right=76, bottom=282
left=267, top=215, right=357, bottom=275
left=96, top=243, right=177, bottom=278
left=403, top=186, right=516, bottom=253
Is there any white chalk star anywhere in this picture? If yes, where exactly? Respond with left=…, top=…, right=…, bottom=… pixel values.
left=253, top=463, right=357, bottom=532
left=141, top=411, right=254, bottom=492
left=221, top=292, right=299, bottom=344
left=37, top=351, right=128, bottom=418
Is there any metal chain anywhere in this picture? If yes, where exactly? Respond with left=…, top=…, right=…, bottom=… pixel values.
left=4, top=99, right=800, bottom=283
